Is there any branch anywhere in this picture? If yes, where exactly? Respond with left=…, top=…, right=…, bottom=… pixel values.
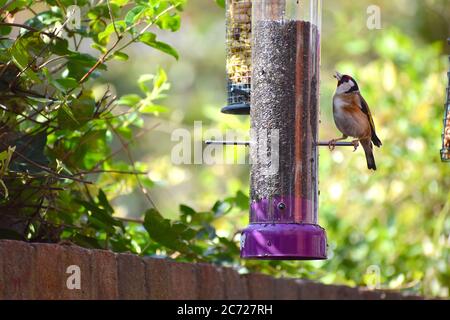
left=4, top=146, right=93, bottom=184
left=72, top=169, right=147, bottom=177
left=0, top=22, right=60, bottom=38
left=79, top=4, right=179, bottom=84
left=115, top=4, right=179, bottom=53
left=106, top=0, right=121, bottom=40
left=107, top=122, right=158, bottom=210
left=91, top=122, right=160, bottom=171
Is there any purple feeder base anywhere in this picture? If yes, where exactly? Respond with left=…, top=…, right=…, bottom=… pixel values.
left=241, top=223, right=327, bottom=260
left=240, top=196, right=327, bottom=260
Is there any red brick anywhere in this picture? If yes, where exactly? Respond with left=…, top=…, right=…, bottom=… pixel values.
left=169, top=261, right=198, bottom=299
left=197, top=264, right=224, bottom=300
left=33, top=243, right=65, bottom=299
left=117, top=253, right=146, bottom=300
left=334, top=285, right=362, bottom=300
left=145, top=258, right=170, bottom=299
left=358, top=288, right=385, bottom=300
left=90, top=249, right=118, bottom=299
left=380, top=291, right=406, bottom=300
left=297, top=280, right=326, bottom=300
left=222, top=268, right=249, bottom=300
left=245, top=273, right=275, bottom=300
left=0, top=240, right=35, bottom=299
left=60, top=245, right=92, bottom=299
left=274, top=278, right=299, bottom=300
left=146, top=258, right=198, bottom=300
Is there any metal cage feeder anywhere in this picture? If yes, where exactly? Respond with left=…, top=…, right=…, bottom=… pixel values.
left=440, top=38, right=450, bottom=162
left=222, top=0, right=252, bottom=115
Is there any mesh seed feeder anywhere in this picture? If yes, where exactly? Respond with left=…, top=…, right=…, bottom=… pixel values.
left=440, top=38, right=450, bottom=162
left=222, top=0, right=252, bottom=115
left=241, top=0, right=327, bottom=260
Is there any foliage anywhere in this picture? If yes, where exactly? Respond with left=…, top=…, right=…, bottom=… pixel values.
left=0, top=0, right=185, bottom=245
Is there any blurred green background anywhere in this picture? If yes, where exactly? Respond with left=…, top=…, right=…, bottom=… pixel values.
left=93, top=0, right=449, bottom=297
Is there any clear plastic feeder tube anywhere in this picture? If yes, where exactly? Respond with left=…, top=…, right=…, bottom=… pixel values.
left=241, top=0, right=326, bottom=260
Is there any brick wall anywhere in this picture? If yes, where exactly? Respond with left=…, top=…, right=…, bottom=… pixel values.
left=0, top=240, right=424, bottom=300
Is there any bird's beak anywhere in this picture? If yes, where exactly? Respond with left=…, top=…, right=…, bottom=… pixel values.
left=334, top=71, right=343, bottom=81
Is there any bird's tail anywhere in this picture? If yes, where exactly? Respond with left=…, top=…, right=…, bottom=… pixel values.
left=361, top=139, right=377, bottom=171
left=371, top=132, right=382, bottom=148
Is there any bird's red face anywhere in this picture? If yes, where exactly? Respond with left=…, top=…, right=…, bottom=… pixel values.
left=334, top=72, right=359, bottom=93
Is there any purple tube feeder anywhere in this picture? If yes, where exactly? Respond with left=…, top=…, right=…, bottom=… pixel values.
left=241, top=0, right=327, bottom=260
left=210, top=0, right=339, bottom=260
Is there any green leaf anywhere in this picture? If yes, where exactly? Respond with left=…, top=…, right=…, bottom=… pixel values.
left=53, top=77, right=78, bottom=92
left=112, top=51, right=129, bottom=61
left=111, top=0, right=129, bottom=6
left=138, top=32, right=156, bottom=44
left=71, top=233, right=103, bottom=249
left=212, top=199, right=233, bottom=217
left=137, top=74, right=155, bottom=93
left=10, top=36, right=40, bottom=82
left=139, top=32, right=179, bottom=60
left=143, top=208, right=190, bottom=252
left=156, top=13, right=181, bottom=32
left=180, top=204, right=196, bottom=217
left=117, top=94, right=141, bottom=106
left=49, top=38, right=70, bottom=55
left=98, top=20, right=126, bottom=45
left=234, top=190, right=249, bottom=211
left=139, top=104, right=169, bottom=114
left=98, top=189, right=114, bottom=214
left=91, top=43, right=107, bottom=54
left=9, top=132, right=49, bottom=174
left=0, top=25, right=11, bottom=36
left=154, top=67, right=168, bottom=89
left=78, top=199, right=123, bottom=234
left=25, top=10, right=64, bottom=30
left=57, top=96, right=95, bottom=130
left=124, top=5, right=146, bottom=26
left=215, top=0, right=225, bottom=9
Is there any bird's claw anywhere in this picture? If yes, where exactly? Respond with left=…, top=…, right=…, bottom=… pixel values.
left=328, top=139, right=337, bottom=151
left=351, top=140, right=360, bottom=152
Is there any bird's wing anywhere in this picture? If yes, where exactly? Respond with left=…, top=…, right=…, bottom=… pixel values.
left=358, top=93, right=382, bottom=147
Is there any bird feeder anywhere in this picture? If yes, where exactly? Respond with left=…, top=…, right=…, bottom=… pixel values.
left=241, top=0, right=327, bottom=260
left=440, top=38, right=450, bottom=162
left=208, top=0, right=357, bottom=260
left=222, top=0, right=252, bottom=115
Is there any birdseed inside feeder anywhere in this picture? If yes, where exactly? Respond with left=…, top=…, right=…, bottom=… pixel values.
left=222, top=0, right=252, bottom=115
left=241, top=0, right=327, bottom=260
left=440, top=38, right=450, bottom=162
